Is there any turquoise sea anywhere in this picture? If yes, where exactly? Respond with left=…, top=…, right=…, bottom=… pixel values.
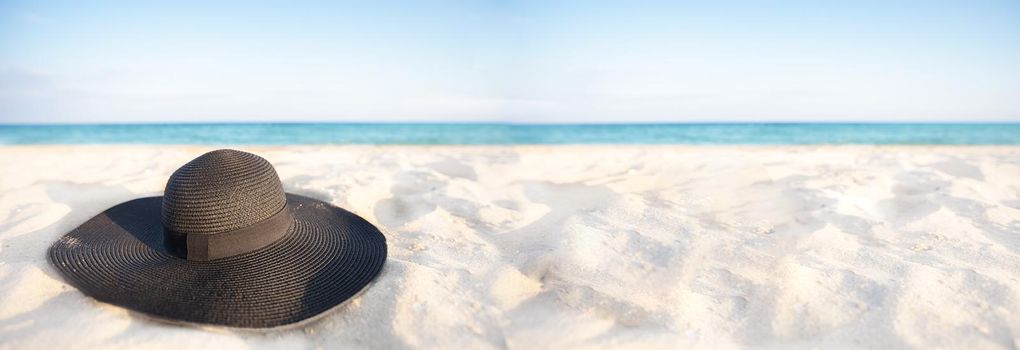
left=0, top=123, right=1018, bottom=145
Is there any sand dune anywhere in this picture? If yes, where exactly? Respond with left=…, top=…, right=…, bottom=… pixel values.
left=1, top=145, right=1018, bottom=349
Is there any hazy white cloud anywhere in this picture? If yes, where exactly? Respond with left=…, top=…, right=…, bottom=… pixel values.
left=1, top=1, right=1018, bottom=123
left=2, top=64, right=1018, bottom=123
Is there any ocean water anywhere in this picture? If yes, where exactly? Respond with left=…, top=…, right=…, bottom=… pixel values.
left=0, top=123, right=1017, bottom=145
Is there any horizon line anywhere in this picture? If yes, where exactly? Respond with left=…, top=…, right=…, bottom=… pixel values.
left=2, top=120, right=1020, bottom=127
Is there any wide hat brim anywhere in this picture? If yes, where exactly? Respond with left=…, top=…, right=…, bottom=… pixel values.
left=48, top=193, right=387, bottom=328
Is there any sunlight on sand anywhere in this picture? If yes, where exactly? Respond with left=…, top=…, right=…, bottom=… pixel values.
left=0, top=145, right=1018, bottom=349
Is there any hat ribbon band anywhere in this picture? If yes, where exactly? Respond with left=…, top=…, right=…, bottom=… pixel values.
left=164, top=205, right=293, bottom=261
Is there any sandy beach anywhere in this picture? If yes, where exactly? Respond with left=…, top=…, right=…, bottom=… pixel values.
left=1, top=145, right=1018, bottom=349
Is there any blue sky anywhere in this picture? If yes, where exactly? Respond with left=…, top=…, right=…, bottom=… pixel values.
left=1, top=0, right=1018, bottom=123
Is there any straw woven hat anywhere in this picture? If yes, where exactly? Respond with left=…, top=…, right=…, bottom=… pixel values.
left=48, top=149, right=387, bottom=328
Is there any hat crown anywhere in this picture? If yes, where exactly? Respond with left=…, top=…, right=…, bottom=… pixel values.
left=161, top=149, right=287, bottom=236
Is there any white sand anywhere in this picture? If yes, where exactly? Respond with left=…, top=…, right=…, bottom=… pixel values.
left=0, top=145, right=1019, bottom=349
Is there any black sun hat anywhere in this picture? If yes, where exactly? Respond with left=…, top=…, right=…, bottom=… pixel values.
left=48, top=149, right=387, bottom=328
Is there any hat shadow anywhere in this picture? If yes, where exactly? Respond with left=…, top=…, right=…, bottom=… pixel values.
left=102, top=196, right=173, bottom=255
